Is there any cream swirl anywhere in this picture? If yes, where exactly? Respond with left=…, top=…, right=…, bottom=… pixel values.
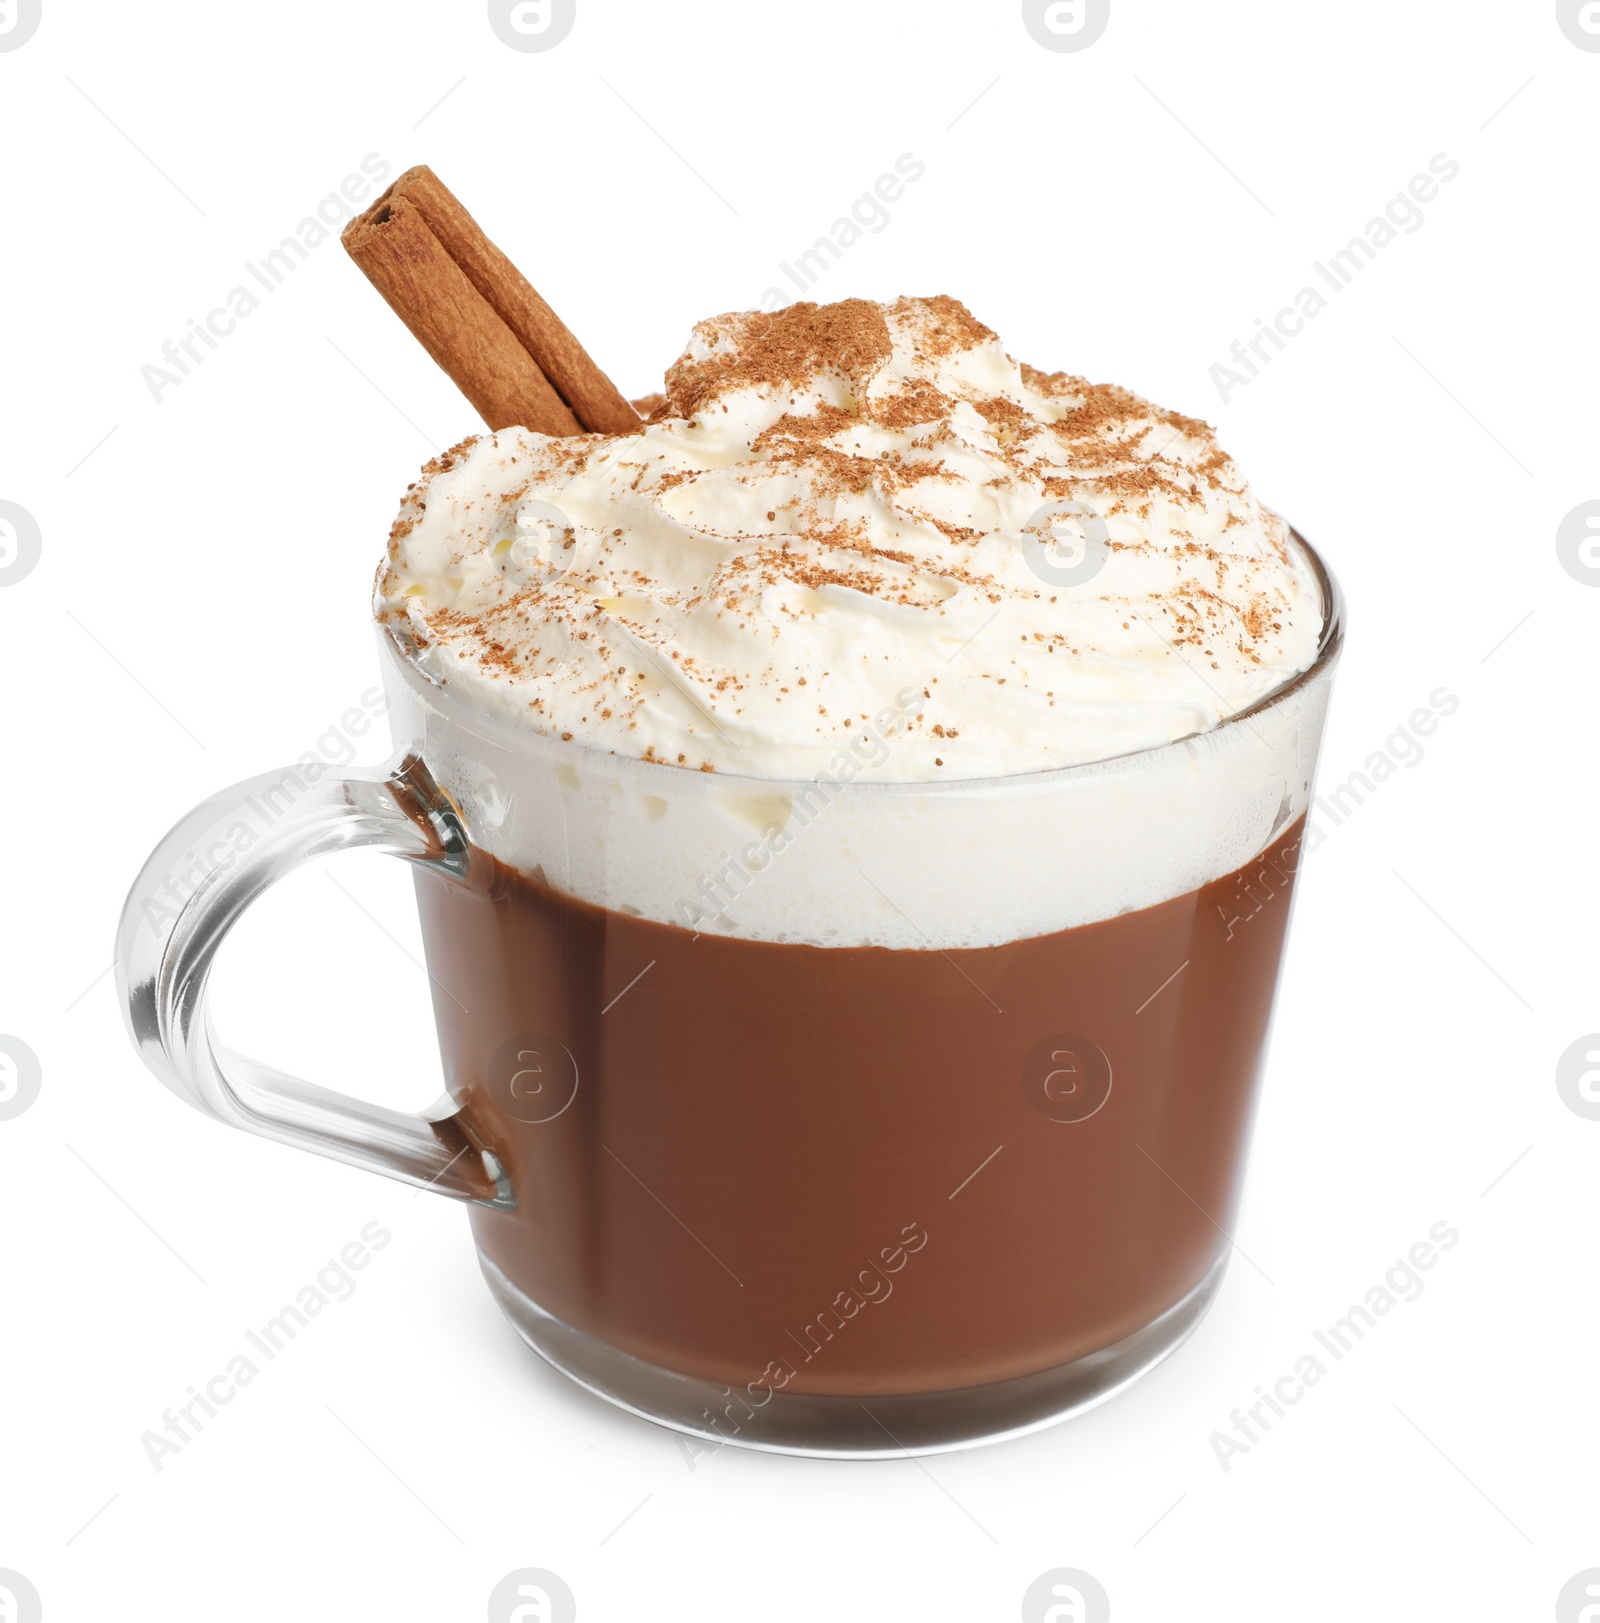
left=375, top=296, right=1321, bottom=780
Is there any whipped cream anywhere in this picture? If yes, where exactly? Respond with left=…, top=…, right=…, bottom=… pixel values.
left=376, top=296, right=1322, bottom=781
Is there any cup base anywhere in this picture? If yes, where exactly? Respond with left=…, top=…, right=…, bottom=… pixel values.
left=477, top=1249, right=1229, bottom=1457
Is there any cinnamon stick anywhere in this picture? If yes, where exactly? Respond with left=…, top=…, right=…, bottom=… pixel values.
left=389, top=166, right=639, bottom=435
left=342, top=193, right=580, bottom=436
left=343, top=165, right=639, bottom=436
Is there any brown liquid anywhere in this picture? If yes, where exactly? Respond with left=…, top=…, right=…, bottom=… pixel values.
left=415, top=818, right=1306, bottom=1397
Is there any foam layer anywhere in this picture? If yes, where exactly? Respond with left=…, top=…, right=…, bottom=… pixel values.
left=380, top=545, right=1338, bottom=951
left=376, top=297, right=1323, bottom=782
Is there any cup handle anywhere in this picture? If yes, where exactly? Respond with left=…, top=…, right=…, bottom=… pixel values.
left=114, top=753, right=513, bottom=1208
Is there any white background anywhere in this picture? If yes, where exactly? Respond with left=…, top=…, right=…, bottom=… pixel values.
left=2, top=2, right=1596, bottom=1618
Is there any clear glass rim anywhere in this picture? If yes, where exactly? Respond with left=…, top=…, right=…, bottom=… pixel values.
left=379, top=527, right=1344, bottom=799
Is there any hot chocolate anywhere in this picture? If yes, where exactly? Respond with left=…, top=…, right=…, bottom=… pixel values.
left=363, top=290, right=1338, bottom=1448
left=116, top=251, right=1340, bottom=1457
left=418, top=815, right=1308, bottom=1404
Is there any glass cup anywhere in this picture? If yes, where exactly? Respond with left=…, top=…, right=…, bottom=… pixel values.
left=116, top=532, right=1343, bottom=1456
